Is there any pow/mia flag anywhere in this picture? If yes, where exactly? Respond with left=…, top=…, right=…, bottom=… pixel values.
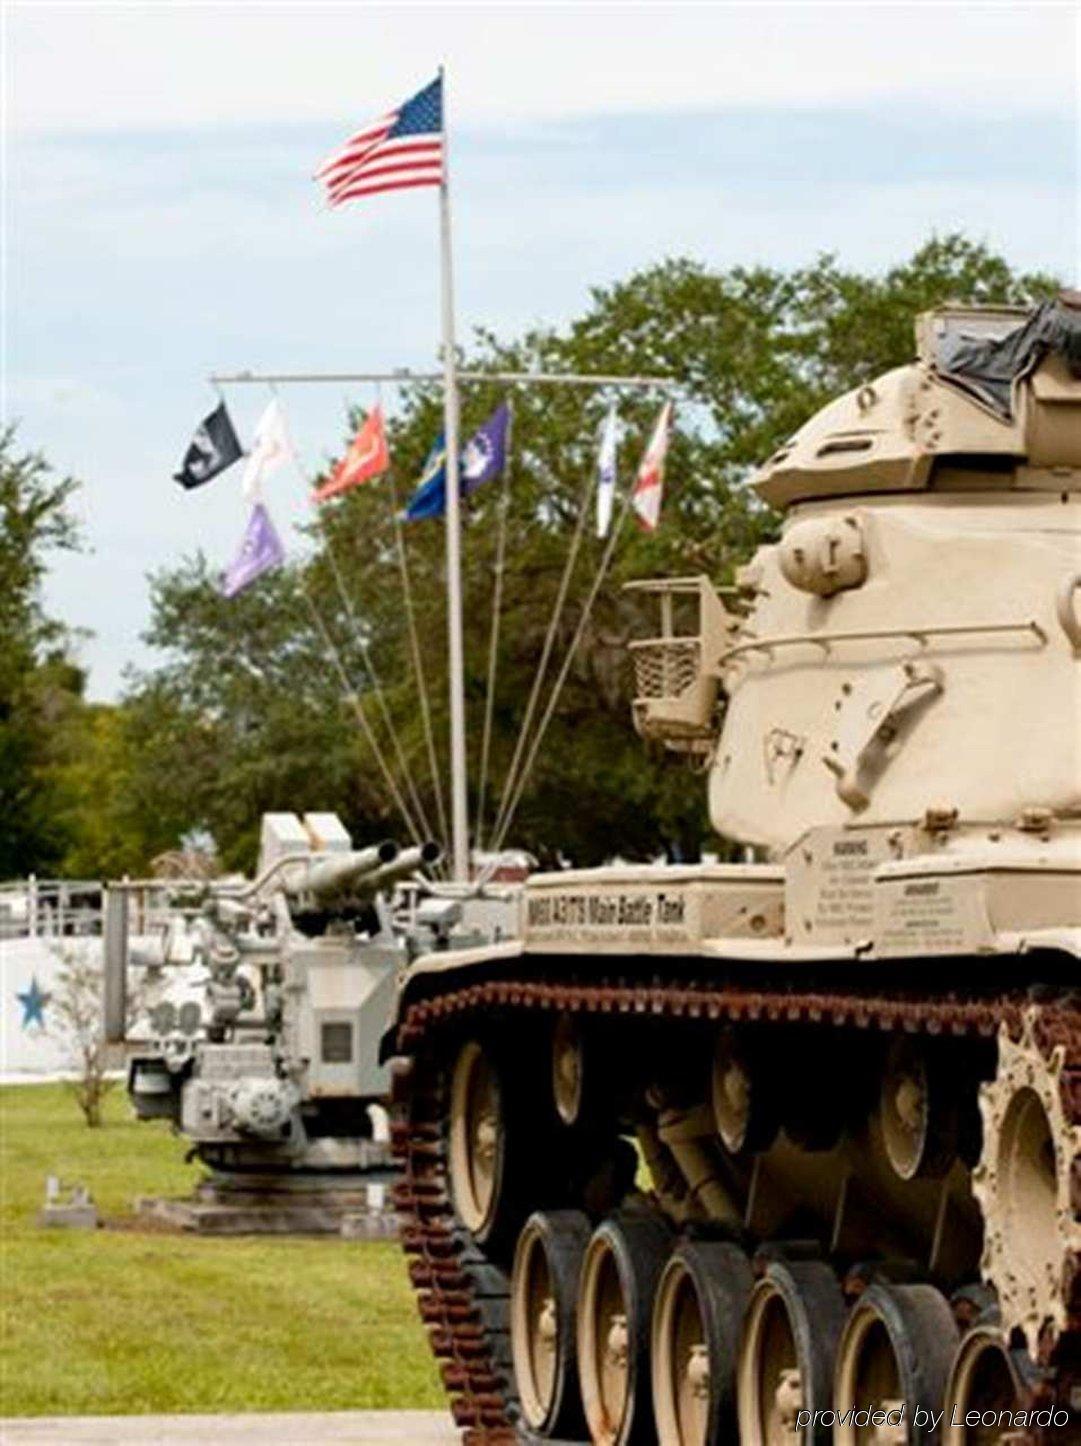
left=174, top=402, right=243, bottom=489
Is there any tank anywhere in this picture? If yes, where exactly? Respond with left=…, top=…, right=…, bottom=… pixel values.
left=384, top=297, right=1081, bottom=1444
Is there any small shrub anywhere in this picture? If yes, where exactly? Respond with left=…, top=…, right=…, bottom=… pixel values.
left=48, top=943, right=114, bottom=1127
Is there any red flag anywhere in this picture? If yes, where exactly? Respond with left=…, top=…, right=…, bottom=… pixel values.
left=630, top=400, right=673, bottom=532
left=312, top=406, right=390, bottom=502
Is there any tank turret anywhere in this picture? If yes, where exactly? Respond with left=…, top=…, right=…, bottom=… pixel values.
left=730, top=297, right=1081, bottom=853
left=632, top=295, right=1081, bottom=856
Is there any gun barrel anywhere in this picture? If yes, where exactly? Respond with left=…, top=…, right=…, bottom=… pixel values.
left=296, top=840, right=399, bottom=900
left=365, top=841, right=442, bottom=894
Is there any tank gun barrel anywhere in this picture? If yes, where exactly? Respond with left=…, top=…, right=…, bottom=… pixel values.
left=290, top=840, right=399, bottom=903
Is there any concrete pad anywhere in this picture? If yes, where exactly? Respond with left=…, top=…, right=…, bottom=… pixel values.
left=0, top=1411, right=459, bottom=1444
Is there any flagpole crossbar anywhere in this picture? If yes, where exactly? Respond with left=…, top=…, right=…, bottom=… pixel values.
left=210, top=369, right=679, bottom=391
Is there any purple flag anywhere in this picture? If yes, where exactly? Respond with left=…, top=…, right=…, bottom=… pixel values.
left=460, top=401, right=511, bottom=496
left=221, top=502, right=285, bottom=598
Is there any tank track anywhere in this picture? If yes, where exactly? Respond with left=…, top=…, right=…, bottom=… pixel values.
left=389, top=973, right=1081, bottom=1443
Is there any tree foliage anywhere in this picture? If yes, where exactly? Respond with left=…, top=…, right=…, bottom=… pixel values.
left=0, top=429, right=85, bottom=877
left=81, top=237, right=1062, bottom=872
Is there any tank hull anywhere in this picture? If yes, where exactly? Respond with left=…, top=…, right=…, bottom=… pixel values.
left=386, top=848, right=1080, bottom=1443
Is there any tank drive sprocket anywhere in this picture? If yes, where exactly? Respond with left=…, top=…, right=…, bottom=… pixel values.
left=973, top=1009, right=1081, bottom=1358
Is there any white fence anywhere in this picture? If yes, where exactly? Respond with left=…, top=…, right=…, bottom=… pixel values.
left=0, top=878, right=104, bottom=941
left=0, top=877, right=188, bottom=942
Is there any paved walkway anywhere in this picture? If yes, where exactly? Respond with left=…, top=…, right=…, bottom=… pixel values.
left=0, top=1412, right=459, bottom=1444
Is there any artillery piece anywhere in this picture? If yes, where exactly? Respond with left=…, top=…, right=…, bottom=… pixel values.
left=385, top=298, right=1081, bottom=1442
left=107, top=813, right=440, bottom=1200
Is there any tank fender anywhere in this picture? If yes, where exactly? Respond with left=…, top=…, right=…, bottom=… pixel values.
left=379, top=939, right=525, bottom=1062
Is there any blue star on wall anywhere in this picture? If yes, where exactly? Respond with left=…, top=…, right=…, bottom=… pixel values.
left=17, top=976, right=51, bottom=1029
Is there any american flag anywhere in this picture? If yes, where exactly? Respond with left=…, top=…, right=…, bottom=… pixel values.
left=315, top=76, right=444, bottom=207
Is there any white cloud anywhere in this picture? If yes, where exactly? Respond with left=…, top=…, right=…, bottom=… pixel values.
left=8, top=1, right=1077, bottom=134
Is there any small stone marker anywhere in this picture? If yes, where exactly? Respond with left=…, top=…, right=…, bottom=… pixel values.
left=39, top=1174, right=99, bottom=1229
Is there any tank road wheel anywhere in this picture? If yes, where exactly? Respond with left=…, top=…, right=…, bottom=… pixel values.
left=511, top=1209, right=591, bottom=1439
left=737, top=1260, right=846, bottom=1445
left=551, top=1014, right=588, bottom=1127
left=942, top=1327, right=1037, bottom=1445
left=448, top=1040, right=501, bottom=1235
left=447, top=1038, right=531, bottom=1252
left=879, top=1037, right=959, bottom=1181
left=833, top=1282, right=958, bottom=1444
left=551, top=1013, right=619, bottom=1135
left=711, top=1028, right=780, bottom=1155
left=577, top=1211, right=672, bottom=1445
left=651, top=1240, right=753, bottom=1445
left=972, top=1011, right=1081, bottom=1352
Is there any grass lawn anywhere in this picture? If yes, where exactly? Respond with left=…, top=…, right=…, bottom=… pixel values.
left=0, top=1084, right=443, bottom=1417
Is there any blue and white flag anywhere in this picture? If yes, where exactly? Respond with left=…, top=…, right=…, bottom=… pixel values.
left=221, top=502, right=285, bottom=597
left=405, top=403, right=510, bottom=520
left=404, top=435, right=448, bottom=521
left=461, top=401, right=511, bottom=495
left=595, top=403, right=619, bottom=538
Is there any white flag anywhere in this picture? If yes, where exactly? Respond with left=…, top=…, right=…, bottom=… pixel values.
left=630, top=399, right=673, bottom=532
left=242, top=399, right=293, bottom=501
left=595, top=404, right=619, bottom=538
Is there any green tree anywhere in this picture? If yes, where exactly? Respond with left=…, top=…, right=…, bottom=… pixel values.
left=0, top=429, right=85, bottom=877
left=117, top=236, right=1056, bottom=870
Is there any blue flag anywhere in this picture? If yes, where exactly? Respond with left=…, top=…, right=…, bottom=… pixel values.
left=403, top=435, right=448, bottom=522
left=404, top=403, right=511, bottom=520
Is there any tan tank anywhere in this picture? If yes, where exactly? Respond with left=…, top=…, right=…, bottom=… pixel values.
left=385, top=297, right=1081, bottom=1445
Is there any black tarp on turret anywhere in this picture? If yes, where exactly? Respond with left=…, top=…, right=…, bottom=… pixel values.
left=934, top=293, right=1081, bottom=420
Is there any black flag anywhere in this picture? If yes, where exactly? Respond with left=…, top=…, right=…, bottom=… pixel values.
left=174, top=402, right=243, bottom=489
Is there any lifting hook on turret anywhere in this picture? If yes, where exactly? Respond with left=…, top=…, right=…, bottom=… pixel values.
left=823, top=661, right=944, bottom=811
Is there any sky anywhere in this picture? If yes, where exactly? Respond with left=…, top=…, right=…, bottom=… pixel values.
left=4, top=1, right=1079, bottom=700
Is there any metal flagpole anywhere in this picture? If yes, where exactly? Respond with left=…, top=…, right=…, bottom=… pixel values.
left=475, top=404, right=513, bottom=851
left=438, top=65, right=470, bottom=883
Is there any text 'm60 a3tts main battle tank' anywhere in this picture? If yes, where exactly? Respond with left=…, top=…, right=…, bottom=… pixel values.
left=385, top=299, right=1081, bottom=1445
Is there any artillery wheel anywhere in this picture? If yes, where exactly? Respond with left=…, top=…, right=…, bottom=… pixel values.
left=942, top=1326, right=1037, bottom=1445
left=651, top=1239, right=752, bottom=1445
left=576, top=1209, right=672, bottom=1445
left=737, top=1259, right=846, bottom=1445
left=833, top=1282, right=958, bottom=1444
left=510, top=1209, right=590, bottom=1438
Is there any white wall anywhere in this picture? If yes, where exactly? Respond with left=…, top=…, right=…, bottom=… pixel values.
left=1, top=937, right=90, bottom=1079
left=1, top=937, right=203, bottom=1083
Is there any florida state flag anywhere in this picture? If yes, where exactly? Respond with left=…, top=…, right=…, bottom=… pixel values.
left=630, top=400, right=673, bottom=531
left=312, top=406, right=389, bottom=502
